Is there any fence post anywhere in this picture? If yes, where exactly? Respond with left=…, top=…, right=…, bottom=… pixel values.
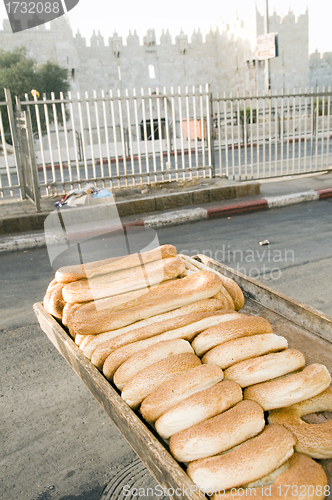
left=4, top=88, right=26, bottom=200
left=209, top=90, right=216, bottom=177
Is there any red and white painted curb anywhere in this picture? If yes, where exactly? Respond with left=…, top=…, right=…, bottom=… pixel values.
left=142, top=187, right=332, bottom=227
left=1, top=187, right=332, bottom=252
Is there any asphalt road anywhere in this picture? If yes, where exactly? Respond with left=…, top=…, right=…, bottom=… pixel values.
left=1, top=199, right=332, bottom=500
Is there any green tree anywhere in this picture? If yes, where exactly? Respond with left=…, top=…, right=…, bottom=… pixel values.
left=0, top=47, right=70, bottom=140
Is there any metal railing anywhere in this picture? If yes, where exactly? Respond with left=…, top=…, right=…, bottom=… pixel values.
left=0, top=90, right=24, bottom=199
left=19, top=84, right=213, bottom=197
left=212, top=88, right=332, bottom=180
left=1, top=86, right=332, bottom=206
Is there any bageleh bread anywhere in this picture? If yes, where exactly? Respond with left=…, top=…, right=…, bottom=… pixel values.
left=62, top=256, right=185, bottom=303
left=244, top=364, right=332, bottom=411
left=121, top=352, right=201, bottom=409
left=43, top=281, right=65, bottom=320
left=202, top=333, right=288, bottom=369
left=55, top=244, right=177, bottom=282
left=86, top=309, right=239, bottom=363
left=140, top=364, right=224, bottom=423
left=212, top=453, right=327, bottom=500
left=170, top=400, right=265, bottom=462
left=155, top=380, right=243, bottom=439
left=91, top=311, right=239, bottom=367
left=224, top=349, right=306, bottom=388
left=67, top=270, right=224, bottom=336
left=103, top=335, right=183, bottom=380
left=187, top=424, right=296, bottom=493
left=180, top=254, right=245, bottom=310
left=83, top=297, right=224, bottom=357
left=192, top=315, right=273, bottom=356
left=268, top=386, right=332, bottom=459
left=113, top=339, right=194, bottom=391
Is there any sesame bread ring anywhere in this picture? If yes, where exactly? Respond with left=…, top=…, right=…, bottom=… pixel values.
left=82, top=298, right=225, bottom=358
left=213, top=290, right=235, bottom=310
left=202, top=333, right=288, bottom=369
left=192, top=315, right=273, bottom=357
left=170, top=400, right=265, bottom=462
left=140, top=364, right=224, bottom=424
left=113, top=339, right=194, bottom=391
left=55, top=244, right=177, bottom=283
left=121, top=352, right=201, bottom=409
left=103, top=335, right=183, bottom=381
left=62, top=256, right=185, bottom=304
left=187, top=424, right=295, bottom=493
left=155, top=380, right=243, bottom=439
left=244, top=364, right=331, bottom=411
left=89, top=310, right=239, bottom=367
left=68, top=270, right=225, bottom=336
left=268, top=386, right=332, bottom=458
left=224, top=349, right=306, bottom=388
left=44, top=282, right=65, bottom=320
left=180, top=254, right=245, bottom=310
left=212, top=453, right=327, bottom=500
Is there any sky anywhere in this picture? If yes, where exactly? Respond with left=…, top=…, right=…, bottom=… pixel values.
left=0, top=0, right=331, bottom=54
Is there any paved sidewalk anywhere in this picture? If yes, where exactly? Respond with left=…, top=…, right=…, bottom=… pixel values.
left=1, top=170, right=332, bottom=252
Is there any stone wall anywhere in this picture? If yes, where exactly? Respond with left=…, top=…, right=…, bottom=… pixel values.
left=0, top=7, right=326, bottom=96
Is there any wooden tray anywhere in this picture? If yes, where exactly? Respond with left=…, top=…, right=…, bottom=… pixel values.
left=33, top=257, right=332, bottom=500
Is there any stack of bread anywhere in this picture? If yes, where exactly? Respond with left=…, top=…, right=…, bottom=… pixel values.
left=43, top=245, right=332, bottom=499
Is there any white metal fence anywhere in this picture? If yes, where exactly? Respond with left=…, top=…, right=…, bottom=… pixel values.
left=0, top=86, right=331, bottom=206
left=212, top=88, right=332, bottom=180
left=19, top=84, right=214, bottom=198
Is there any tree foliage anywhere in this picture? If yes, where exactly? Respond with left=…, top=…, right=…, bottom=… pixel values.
left=0, top=47, right=70, bottom=138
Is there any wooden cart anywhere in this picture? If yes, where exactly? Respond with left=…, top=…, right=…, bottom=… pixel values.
left=33, top=256, right=332, bottom=500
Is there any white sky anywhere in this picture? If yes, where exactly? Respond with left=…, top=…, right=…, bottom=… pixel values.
left=0, top=0, right=331, bottom=54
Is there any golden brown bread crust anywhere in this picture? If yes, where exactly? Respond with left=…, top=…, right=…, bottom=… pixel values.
left=79, top=298, right=223, bottom=353
left=43, top=278, right=58, bottom=311
left=178, top=257, right=235, bottom=309
left=213, top=290, right=235, bottom=310
left=192, top=315, right=273, bottom=357
left=89, top=310, right=239, bottom=366
left=202, top=333, right=288, bottom=369
left=67, top=271, right=224, bottom=336
left=181, top=254, right=245, bottom=310
left=170, top=401, right=265, bottom=462
left=75, top=334, right=92, bottom=346
left=244, top=364, right=332, bottom=411
left=62, top=256, right=185, bottom=303
left=43, top=282, right=65, bottom=320
left=187, top=424, right=296, bottom=493
left=212, top=453, right=327, bottom=500
left=268, top=386, right=332, bottom=458
left=100, top=300, right=230, bottom=378
left=140, top=364, right=224, bottom=423
left=155, top=380, right=243, bottom=439
left=102, top=336, right=176, bottom=380
left=113, top=339, right=194, bottom=390
left=224, top=349, right=306, bottom=388
left=55, top=244, right=177, bottom=283
left=121, top=353, right=201, bottom=409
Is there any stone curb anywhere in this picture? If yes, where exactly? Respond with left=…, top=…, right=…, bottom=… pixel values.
left=0, top=181, right=260, bottom=236
left=1, top=187, right=332, bottom=253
